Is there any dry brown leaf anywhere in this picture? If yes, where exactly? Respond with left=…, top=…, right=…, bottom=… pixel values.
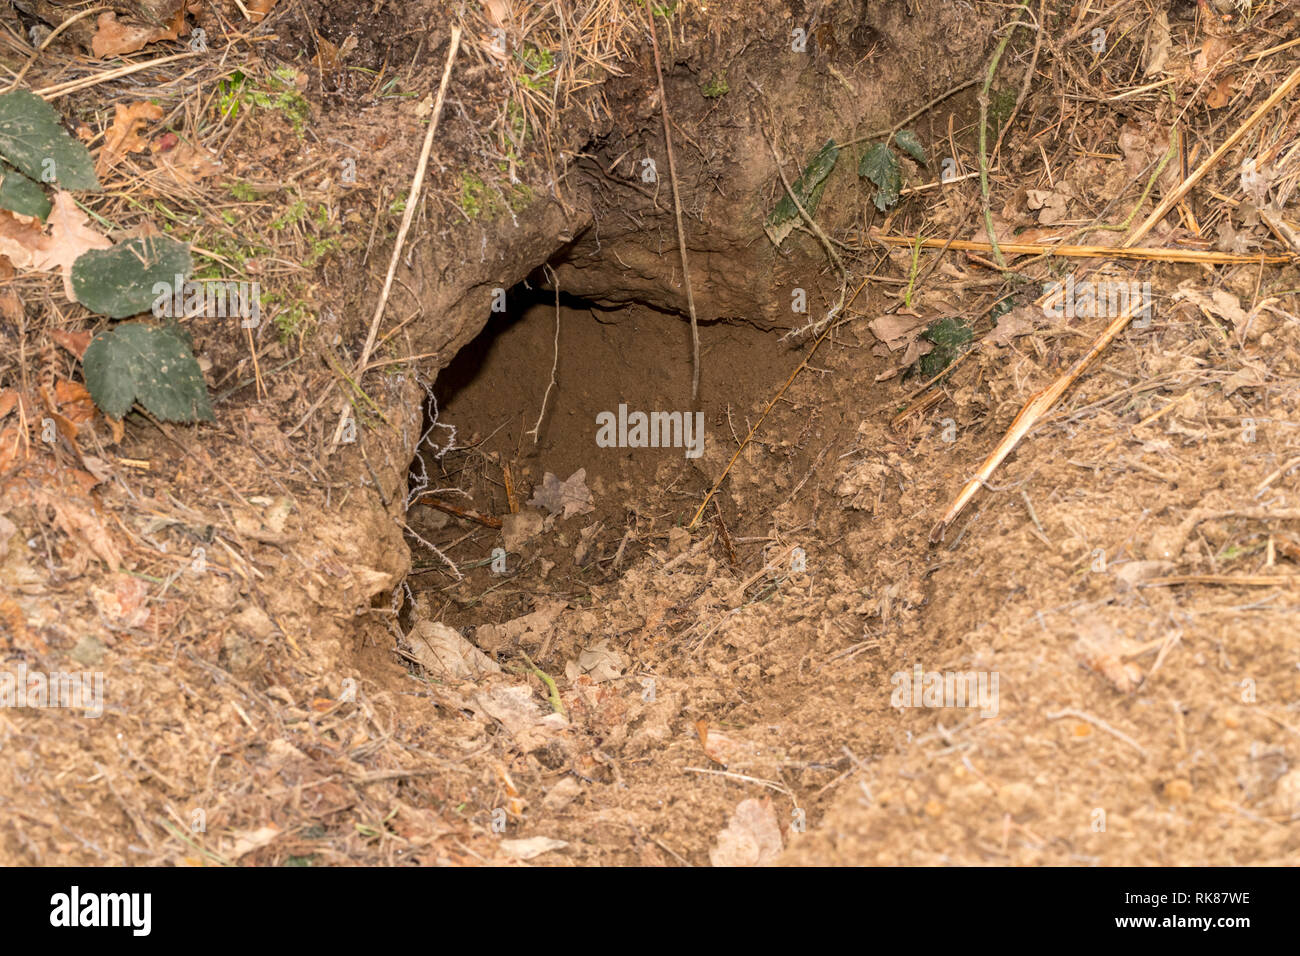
left=99, top=101, right=165, bottom=173
left=869, top=313, right=928, bottom=350
left=1207, top=75, right=1234, bottom=109
left=874, top=335, right=933, bottom=381
left=90, top=12, right=174, bottom=58
left=248, top=0, right=281, bottom=23
left=0, top=290, right=20, bottom=324
left=50, top=329, right=92, bottom=360
left=482, top=0, right=511, bottom=30
left=54, top=380, right=96, bottom=424
left=1221, top=360, right=1268, bottom=397
left=498, top=836, right=568, bottom=860
left=157, top=143, right=222, bottom=185
left=165, top=5, right=190, bottom=38
left=709, top=798, right=783, bottom=867
left=1172, top=287, right=1255, bottom=341
left=473, top=599, right=565, bottom=653
left=0, top=211, right=47, bottom=272
left=91, top=575, right=151, bottom=629
left=528, top=469, right=593, bottom=518
left=45, top=409, right=79, bottom=444
left=37, top=192, right=112, bottom=300
left=1192, top=35, right=1233, bottom=80
left=406, top=620, right=501, bottom=679
left=699, top=726, right=749, bottom=767
left=985, top=304, right=1039, bottom=347
left=0, top=595, right=45, bottom=653
left=471, top=684, right=568, bottom=751
left=565, top=639, right=624, bottom=683
left=1143, top=10, right=1171, bottom=76
left=1026, top=187, right=1070, bottom=224
left=0, top=425, right=26, bottom=474
left=67, top=469, right=102, bottom=497
left=39, top=490, right=123, bottom=572
left=314, top=35, right=340, bottom=72
left=228, top=824, right=280, bottom=860
left=0, top=193, right=112, bottom=300
left=1073, top=627, right=1145, bottom=694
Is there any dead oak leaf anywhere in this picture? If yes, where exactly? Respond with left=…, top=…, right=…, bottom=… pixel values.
left=528, top=468, right=594, bottom=519
left=98, top=101, right=165, bottom=174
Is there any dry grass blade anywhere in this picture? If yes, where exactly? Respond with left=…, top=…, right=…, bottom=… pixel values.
left=931, top=300, right=1142, bottom=543
left=867, top=233, right=1292, bottom=265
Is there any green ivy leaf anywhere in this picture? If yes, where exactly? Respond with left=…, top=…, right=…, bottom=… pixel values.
left=917, top=317, right=973, bottom=378
left=925, top=316, right=974, bottom=349
left=0, top=161, right=51, bottom=220
left=83, top=322, right=213, bottom=423
left=894, top=129, right=926, bottom=164
left=764, top=138, right=839, bottom=246
left=71, top=236, right=193, bottom=319
left=0, top=90, right=100, bottom=192
left=858, top=142, right=901, bottom=211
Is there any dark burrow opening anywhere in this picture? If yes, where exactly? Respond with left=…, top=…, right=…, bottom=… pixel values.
left=398, top=267, right=802, bottom=633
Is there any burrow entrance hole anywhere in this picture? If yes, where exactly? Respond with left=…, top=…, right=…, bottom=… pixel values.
left=400, top=264, right=798, bottom=632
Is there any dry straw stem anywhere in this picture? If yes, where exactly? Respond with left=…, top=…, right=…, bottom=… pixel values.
left=329, top=25, right=462, bottom=449
left=410, top=494, right=502, bottom=530
left=1144, top=574, right=1300, bottom=588
left=460, top=1, right=633, bottom=200
left=866, top=234, right=1291, bottom=265
left=36, top=51, right=203, bottom=100
left=929, top=298, right=1142, bottom=544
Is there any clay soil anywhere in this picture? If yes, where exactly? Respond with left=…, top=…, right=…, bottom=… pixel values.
left=2, top=0, right=1299, bottom=867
